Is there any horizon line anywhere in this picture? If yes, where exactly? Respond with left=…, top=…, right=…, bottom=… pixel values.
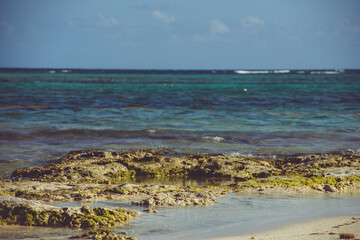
left=1, top=67, right=360, bottom=71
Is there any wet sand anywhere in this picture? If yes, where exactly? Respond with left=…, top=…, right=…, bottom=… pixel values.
left=211, top=215, right=360, bottom=240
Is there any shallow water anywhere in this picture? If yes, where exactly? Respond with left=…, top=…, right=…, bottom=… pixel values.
left=110, top=194, right=360, bottom=240
left=2, top=193, right=360, bottom=240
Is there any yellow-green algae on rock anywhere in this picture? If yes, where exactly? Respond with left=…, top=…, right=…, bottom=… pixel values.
left=10, top=150, right=360, bottom=186
left=1, top=150, right=360, bottom=239
left=0, top=179, right=229, bottom=207
left=0, top=196, right=138, bottom=229
left=69, top=228, right=137, bottom=240
left=2, top=150, right=360, bottom=204
left=9, top=149, right=281, bottom=184
left=233, top=175, right=360, bottom=194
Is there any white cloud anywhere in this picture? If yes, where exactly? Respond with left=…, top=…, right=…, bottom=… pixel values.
left=341, top=20, right=360, bottom=35
left=152, top=10, right=175, bottom=23
left=110, top=18, right=118, bottom=26
left=96, top=13, right=119, bottom=27
left=193, top=34, right=208, bottom=42
left=210, top=19, right=229, bottom=34
left=241, top=16, right=265, bottom=28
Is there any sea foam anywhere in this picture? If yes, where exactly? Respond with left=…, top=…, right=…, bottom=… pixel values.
left=235, top=70, right=290, bottom=74
left=202, top=136, right=225, bottom=142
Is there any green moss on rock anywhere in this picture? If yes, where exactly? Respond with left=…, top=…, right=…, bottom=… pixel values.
left=0, top=203, right=136, bottom=229
left=105, top=170, right=136, bottom=183
left=234, top=174, right=360, bottom=193
left=70, top=228, right=137, bottom=240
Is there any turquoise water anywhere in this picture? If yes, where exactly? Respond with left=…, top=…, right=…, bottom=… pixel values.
left=0, top=69, right=360, bottom=175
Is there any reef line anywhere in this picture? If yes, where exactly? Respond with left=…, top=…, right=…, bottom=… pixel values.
left=1, top=149, right=360, bottom=239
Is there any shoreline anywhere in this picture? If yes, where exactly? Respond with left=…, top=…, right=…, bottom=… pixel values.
left=1, top=149, right=360, bottom=239
left=210, top=215, right=360, bottom=240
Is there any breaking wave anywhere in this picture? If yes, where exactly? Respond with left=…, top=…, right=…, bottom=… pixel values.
left=234, top=69, right=349, bottom=75
left=202, top=136, right=225, bottom=142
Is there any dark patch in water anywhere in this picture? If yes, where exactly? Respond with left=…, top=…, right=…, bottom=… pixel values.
left=0, top=132, right=31, bottom=141
left=0, top=105, right=50, bottom=110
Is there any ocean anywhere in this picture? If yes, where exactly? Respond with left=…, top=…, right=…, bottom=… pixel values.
left=1, top=68, right=360, bottom=239
left=0, top=68, right=359, bottom=177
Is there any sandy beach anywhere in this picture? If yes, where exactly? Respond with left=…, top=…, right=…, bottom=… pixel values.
left=211, top=215, right=360, bottom=240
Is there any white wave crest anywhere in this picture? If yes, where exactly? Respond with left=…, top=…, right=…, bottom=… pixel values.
left=202, top=136, right=224, bottom=142
left=235, top=70, right=290, bottom=74
left=235, top=70, right=270, bottom=74
left=345, top=148, right=360, bottom=154
left=310, top=69, right=345, bottom=75
left=225, top=152, right=254, bottom=158
left=310, top=71, right=339, bottom=75
left=225, top=152, right=277, bottom=159
left=274, top=70, right=290, bottom=74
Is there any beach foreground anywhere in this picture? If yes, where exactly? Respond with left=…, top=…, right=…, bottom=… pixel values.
left=1, top=149, right=360, bottom=239
left=211, top=215, right=360, bottom=240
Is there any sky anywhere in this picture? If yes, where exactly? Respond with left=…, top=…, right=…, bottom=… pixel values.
left=0, top=0, right=360, bottom=70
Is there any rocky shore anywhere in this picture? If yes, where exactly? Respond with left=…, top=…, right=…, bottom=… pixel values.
left=1, top=149, right=360, bottom=239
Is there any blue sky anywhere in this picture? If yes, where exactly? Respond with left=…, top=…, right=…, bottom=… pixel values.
left=0, top=0, right=360, bottom=69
